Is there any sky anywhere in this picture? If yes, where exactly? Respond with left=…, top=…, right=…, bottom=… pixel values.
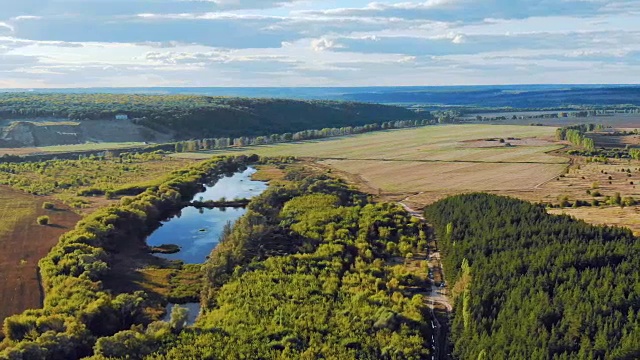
left=1, top=0, right=640, bottom=88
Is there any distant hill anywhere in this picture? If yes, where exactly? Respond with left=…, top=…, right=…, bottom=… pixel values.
left=0, top=94, right=422, bottom=141
left=3, top=85, right=640, bottom=109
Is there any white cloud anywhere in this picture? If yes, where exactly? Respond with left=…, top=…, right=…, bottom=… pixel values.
left=11, top=15, right=42, bottom=21
left=0, top=22, right=14, bottom=33
left=2, top=0, right=640, bottom=86
left=311, top=38, right=342, bottom=51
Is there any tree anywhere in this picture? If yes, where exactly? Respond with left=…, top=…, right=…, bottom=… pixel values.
left=37, top=216, right=50, bottom=225
left=169, top=305, right=189, bottom=333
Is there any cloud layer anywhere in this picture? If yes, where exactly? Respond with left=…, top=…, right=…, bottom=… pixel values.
left=2, top=0, right=640, bottom=87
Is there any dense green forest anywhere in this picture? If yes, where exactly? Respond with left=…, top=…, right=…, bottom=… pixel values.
left=0, top=94, right=422, bottom=139
left=424, top=193, right=640, bottom=360
left=0, top=158, right=434, bottom=359
left=140, top=170, right=433, bottom=359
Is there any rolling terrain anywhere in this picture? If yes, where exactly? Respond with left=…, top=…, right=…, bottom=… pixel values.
left=0, top=94, right=421, bottom=147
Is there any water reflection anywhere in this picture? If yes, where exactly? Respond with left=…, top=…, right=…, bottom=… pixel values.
left=146, top=167, right=267, bottom=264
left=163, top=303, right=201, bottom=325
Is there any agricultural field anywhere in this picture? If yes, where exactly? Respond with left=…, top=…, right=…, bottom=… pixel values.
left=0, top=142, right=148, bottom=156
left=590, top=132, right=640, bottom=149
left=466, top=112, right=640, bottom=128
left=176, top=124, right=568, bottom=198
left=0, top=186, right=80, bottom=325
left=175, top=123, right=640, bottom=233
left=180, top=124, right=562, bottom=162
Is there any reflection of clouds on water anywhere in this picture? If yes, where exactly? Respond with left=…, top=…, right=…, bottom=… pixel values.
left=163, top=303, right=201, bottom=326
left=146, top=167, right=267, bottom=264
left=192, top=167, right=268, bottom=202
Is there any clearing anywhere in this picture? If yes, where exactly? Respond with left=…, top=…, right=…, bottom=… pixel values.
left=0, top=186, right=80, bottom=325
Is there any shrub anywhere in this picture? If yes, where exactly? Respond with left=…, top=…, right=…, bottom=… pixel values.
left=37, top=216, right=50, bottom=225
left=42, top=202, right=55, bottom=210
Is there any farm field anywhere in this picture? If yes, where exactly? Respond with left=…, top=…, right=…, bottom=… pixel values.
left=175, top=123, right=640, bottom=233
left=0, top=186, right=80, bottom=325
left=0, top=142, right=148, bottom=156
left=549, top=206, right=640, bottom=235
left=178, top=124, right=562, bottom=162
left=175, top=124, right=569, bottom=199
left=466, top=113, right=640, bottom=128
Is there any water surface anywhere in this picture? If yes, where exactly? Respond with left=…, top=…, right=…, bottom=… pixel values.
left=163, top=303, right=201, bottom=326
left=146, top=167, right=267, bottom=264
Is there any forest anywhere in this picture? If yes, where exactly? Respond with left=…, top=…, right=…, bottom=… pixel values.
left=0, top=158, right=434, bottom=359
left=424, top=193, right=640, bottom=360
left=0, top=94, right=422, bottom=139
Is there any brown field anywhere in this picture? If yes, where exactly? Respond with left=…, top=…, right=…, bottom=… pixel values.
left=0, top=186, right=80, bottom=324
left=467, top=113, right=640, bottom=128
left=549, top=206, right=640, bottom=235
left=321, top=159, right=566, bottom=194
left=590, top=133, right=640, bottom=149
left=171, top=124, right=640, bottom=233
left=179, top=124, right=568, bottom=203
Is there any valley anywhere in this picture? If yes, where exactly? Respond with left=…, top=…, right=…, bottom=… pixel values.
left=0, top=92, right=638, bottom=359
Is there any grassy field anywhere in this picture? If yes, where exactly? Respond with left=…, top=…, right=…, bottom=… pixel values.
left=175, top=124, right=568, bottom=199
left=175, top=124, right=562, bottom=162
left=549, top=206, right=640, bottom=235
left=0, top=142, right=148, bottom=156
left=175, top=123, right=640, bottom=233
left=0, top=153, right=195, bottom=212
left=35, top=142, right=147, bottom=153
left=0, top=186, right=80, bottom=325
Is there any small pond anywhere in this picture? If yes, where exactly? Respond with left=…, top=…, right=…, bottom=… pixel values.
left=146, top=167, right=268, bottom=264
left=163, top=302, right=201, bottom=325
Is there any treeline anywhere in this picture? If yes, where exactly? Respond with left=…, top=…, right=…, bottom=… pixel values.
left=0, top=156, right=253, bottom=359
left=0, top=93, right=423, bottom=139
left=147, top=170, right=433, bottom=359
left=173, top=119, right=435, bottom=152
left=556, top=124, right=601, bottom=150
left=424, top=193, right=640, bottom=360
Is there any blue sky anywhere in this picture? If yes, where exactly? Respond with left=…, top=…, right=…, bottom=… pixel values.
left=1, top=0, right=640, bottom=87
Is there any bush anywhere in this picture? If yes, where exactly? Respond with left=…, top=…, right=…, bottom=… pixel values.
left=42, top=202, right=55, bottom=210
left=36, top=216, right=50, bottom=225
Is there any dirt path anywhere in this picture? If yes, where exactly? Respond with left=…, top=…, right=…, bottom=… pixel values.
left=398, top=202, right=453, bottom=359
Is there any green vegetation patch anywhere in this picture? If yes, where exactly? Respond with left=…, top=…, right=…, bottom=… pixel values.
left=0, top=93, right=420, bottom=140
left=425, top=193, right=640, bottom=360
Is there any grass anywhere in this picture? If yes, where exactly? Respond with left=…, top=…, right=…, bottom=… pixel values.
left=549, top=206, right=640, bottom=235
left=0, top=186, right=80, bottom=325
left=0, top=153, right=195, bottom=212
left=36, top=142, right=147, bottom=153
left=175, top=124, right=568, bottom=203
left=173, top=124, right=562, bottom=163
left=322, top=160, right=567, bottom=193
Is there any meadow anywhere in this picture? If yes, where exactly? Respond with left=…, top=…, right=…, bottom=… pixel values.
left=175, top=124, right=568, bottom=200
left=0, top=152, right=194, bottom=211
left=174, top=123, right=640, bottom=233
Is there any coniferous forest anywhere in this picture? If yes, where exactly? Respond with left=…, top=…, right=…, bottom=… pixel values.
left=424, top=193, right=640, bottom=360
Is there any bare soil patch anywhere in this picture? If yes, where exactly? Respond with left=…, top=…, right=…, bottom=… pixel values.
left=0, top=187, right=81, bottom=324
